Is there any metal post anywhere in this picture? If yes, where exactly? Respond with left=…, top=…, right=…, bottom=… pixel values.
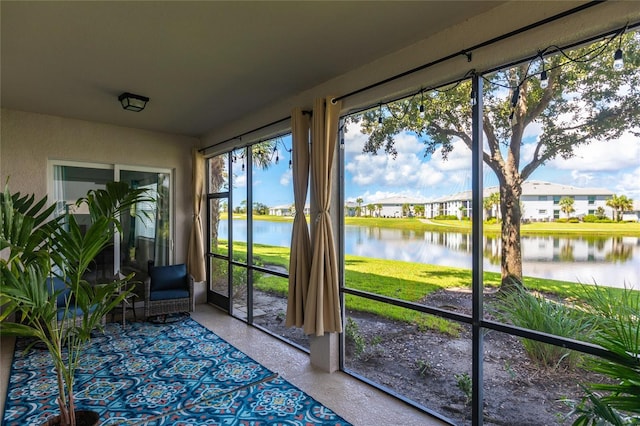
left=471, top=73, right=484, bottom=426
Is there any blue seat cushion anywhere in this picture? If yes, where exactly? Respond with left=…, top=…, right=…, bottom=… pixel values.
left=46, top=277, right=70, bottom=308
left=150, top=264, right=188, bottom=292
left=149, top=289, right=190, bottom=301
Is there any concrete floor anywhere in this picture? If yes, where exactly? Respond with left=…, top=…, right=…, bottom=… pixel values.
left=0, top=303, right=447, bottom=426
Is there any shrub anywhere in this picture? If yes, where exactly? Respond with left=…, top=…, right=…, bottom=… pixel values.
left=568, top=217, right=580, bottom=223
left=582, top=214, right=598, bottom=223
left=345, top=317, right=366, bottom=358
left=582, top=215, right=614, bottom=223
left=454, top=372, right=472, bottom=405
left=565, top=285, right=640, bottom=425
left=494, top=287, right=595, bottom=369
left=434, top=214, right=459, bottom=220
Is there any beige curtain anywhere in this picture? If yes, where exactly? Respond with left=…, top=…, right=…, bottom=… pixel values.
left=286, top=108, right=312, bottom=328
left=304, top=97, right=343, bottom=336
left=187, top=148, right=206, bottom=281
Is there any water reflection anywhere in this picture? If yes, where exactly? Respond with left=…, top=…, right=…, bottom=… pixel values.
left=221, top=220, right=639, bottom=288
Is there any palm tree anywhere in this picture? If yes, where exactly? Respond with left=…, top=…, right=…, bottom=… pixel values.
left=558, top=196, right=575, bottom=219
left=401, top=203, right=411, bottom=217
left=1, top=182, right=151, bottom=426
left=356, top=197, right=364, bottom=217
left=376, top=203, right=383, bottom=217
left=366, top=203, right=375, bottom=217
left=606, top=194, right=634, bottom=222
left=483, top=192, right=501, bottom=220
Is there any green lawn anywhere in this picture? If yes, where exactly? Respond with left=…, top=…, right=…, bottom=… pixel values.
left=344, top=216, right=640, bottom=237
left=222, top=214, right=640, bottom=236
left=231, top=243, right=624, bottom=335
left=221, top=216, right=638, bottom=334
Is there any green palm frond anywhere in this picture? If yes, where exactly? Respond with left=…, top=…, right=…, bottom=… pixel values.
left=1, top=180, right=154, bottom=425
left=78, top=181, right=153, bottom=230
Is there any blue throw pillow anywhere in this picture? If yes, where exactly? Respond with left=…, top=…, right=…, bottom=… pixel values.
left=150, top=264, right=187, bottom=292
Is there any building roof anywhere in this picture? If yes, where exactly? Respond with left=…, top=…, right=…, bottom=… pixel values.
left=429, top=180, right=614, bottom=203
left=372, top=196, right=429, bottom=205
left=516, top=180, right=613, bottom=196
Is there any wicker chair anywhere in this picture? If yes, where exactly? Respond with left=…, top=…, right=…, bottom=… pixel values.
left=144, top=263, right=194, bottom=320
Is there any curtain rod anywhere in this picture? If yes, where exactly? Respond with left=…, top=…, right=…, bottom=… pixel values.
left=331, top=0, right=605, bottom=103
left=199, top=116, right=290, bottom=153
left=343, top=19, right=639, bottom=117
left=199, top=111, right=313, bottom=153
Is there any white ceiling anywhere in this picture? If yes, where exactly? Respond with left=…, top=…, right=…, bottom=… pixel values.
left=1, top=1, right=503, bottom=137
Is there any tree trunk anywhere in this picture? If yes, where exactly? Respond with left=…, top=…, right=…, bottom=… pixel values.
left=499, top=182, right=523, bottom=291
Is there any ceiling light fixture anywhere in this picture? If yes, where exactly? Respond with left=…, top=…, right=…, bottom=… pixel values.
left=118, top=92, right=149, bottom=112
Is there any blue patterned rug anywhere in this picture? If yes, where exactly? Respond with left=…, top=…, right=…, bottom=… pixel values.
left=3, top=318, right=352, bottom=425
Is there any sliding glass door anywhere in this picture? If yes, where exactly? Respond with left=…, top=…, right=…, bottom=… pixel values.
left=51, top=161, right=172, bottom=284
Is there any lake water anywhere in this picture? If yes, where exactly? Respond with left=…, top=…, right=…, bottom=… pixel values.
left=221, top=219, right=639, bottom=289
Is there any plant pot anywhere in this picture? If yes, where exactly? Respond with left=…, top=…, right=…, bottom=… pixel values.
left=43, top=410, right=100, bottom=426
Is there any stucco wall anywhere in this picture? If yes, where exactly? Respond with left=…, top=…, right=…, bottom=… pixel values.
left=0, top=108, right=199, bottom=264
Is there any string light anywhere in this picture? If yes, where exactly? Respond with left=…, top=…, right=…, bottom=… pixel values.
left=614, top=25, right=626, bottom=71
left=613, top=48, right=624, bottom=71
left=364, top=24, right=628, bottom=132
left=539, top=52, right=549, bottom=88
left=539, top=70, right=549, bottom=89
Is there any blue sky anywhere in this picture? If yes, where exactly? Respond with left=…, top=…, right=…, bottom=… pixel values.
left=238, top=122, right=639, bottom=208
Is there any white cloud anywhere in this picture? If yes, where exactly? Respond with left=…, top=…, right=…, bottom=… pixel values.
left=523, top=120, right=543, bottom=140
left=548, top=132, right=639, bottom=171
left=615, top=166, right=640, bottom=198
left=430, top=139, right=471, bottom=171
left=342, top=126, right=368, bottom=154
left=234, top=173, right=246, bottom=188
left=279, top=169, right=292, bottom=186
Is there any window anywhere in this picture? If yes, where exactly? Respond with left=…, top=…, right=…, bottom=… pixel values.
left=205, top=135, right=308, bottom=350
left=588, top=195, right=596, bottom=204
left=338, top=29, right=640, bottom=426
left=342, top=83, right=473, bottom=423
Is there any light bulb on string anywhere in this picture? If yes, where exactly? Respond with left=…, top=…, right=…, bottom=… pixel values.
left=539, top=70, right=549, bottom=89
left=614, top=48, right=624, bottom=71
left=419, top=91, right=425, bottom=117
left=378, top=104, right=383, bottom=124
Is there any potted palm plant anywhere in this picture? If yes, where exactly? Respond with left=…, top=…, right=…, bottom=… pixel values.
left=0, top=181, right=152, bottom=426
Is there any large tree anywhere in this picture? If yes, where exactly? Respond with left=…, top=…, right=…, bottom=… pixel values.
left=352, top=32, right=640, bottom=290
